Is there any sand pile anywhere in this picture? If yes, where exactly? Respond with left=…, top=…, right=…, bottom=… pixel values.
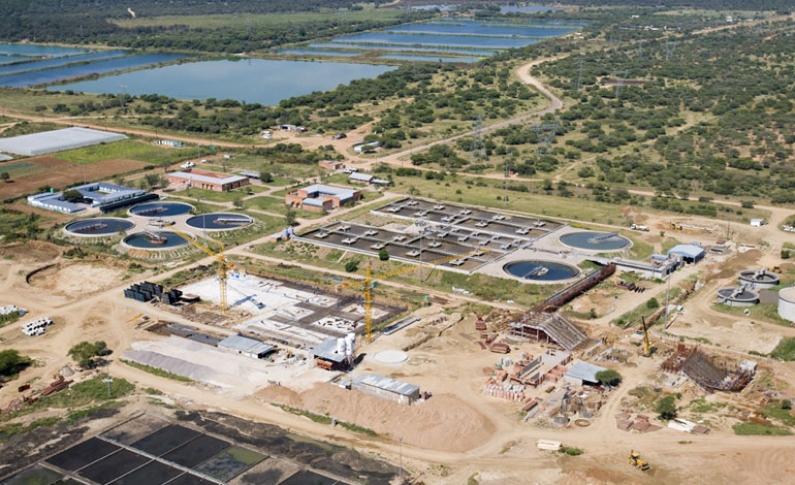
left=263, top=383, right=495, bottom=453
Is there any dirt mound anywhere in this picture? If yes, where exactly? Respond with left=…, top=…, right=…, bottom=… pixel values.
left=28, top=263, right=125, bottom=296
left=294, top=384, right=496, bottom=453
left=0, top=241, right=60, bottom=262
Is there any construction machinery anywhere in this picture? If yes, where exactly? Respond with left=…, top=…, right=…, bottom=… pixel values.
left=170, top=226, right=233, bottom=312
left=640, top=316, right=656, bottom=357
left=629, top=450, right=650, bottom=471
left=342, top=248, right=490, bottom=342
left=630, top=224, right=649, bottom=232
left=670, top=222, right=712, bottom=233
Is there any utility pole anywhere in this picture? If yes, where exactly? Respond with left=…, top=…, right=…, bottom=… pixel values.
left=399, top=436, right=404, bottom=485
left=663, top=273, right=671, bottom=329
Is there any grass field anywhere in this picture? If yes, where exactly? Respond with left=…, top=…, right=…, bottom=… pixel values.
left=770, top=337, right=795, bottom=361
left=56, top=139, right=188, bottom=165
left=244, top=195, right=326, bottom=220
left=111, top=9, right=405, bottom=29
left=0, top=161, right=45, bottom=180
left=732, top=422, right=793, bottom=436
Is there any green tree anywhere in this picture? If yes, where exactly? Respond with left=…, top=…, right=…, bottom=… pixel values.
left=0, top=172, right=9, bottom=183
left=378, top=248, right=390, bottom=261
left=68, top=341, right=108, bottom=369
left=345, top=261, right=359, bottom=273
left=595, top=369, right=621, bottom=386
left=0, top=349, right=31, bottom=377
left=656, top=395, right=678, bottom=420
left=62, top=189, right=84, bottom=203
left=233, top=197, right=244, bottom=208
left=646, top=298, right=660, bottom=310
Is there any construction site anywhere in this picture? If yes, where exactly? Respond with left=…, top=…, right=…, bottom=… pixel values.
left=3, top=185, right=795, bottom=485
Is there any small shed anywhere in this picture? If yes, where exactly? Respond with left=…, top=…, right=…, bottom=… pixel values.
left=319, top=160, right=344, bottom=171
left=217, top=334, right=276, bottom=359
left=349, top=172, right=374, bottom=184
left=563, top=361, right=607, bottom=387
left=667, top=244, right=705, bottom=264
left=351, top=374, right=421, bottom=405
left=312, top=338, right=352, bottom=371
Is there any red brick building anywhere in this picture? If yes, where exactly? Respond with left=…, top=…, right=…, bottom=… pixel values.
left=166, top=168, right=250, bottom=192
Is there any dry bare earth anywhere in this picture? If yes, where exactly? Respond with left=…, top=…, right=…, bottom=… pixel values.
left=1, top=156, right=149, bottom=199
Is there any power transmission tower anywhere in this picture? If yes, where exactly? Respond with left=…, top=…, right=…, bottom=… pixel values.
left=471, top=115, right=485, bottom=160
left=665, top=39, right=677, bottom=60
left=637, top=37, right=644, bottom=58
left=531, top=120, right=558, bottom=154
left=613, top=70, right=628, bottom=96
left=576, top=58, right=584, bottom=92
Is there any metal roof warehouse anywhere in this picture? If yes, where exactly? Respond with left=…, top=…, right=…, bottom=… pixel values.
left=352, top=373, right=421, bottom=405
left=0, top=127, right=127, bottom=156
left=217, top=334, right=276, bottom=359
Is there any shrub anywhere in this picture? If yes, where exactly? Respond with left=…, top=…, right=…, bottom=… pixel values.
left=345, top=261, right=359, bottom=273
left=656, top=395, right=677, bottom=420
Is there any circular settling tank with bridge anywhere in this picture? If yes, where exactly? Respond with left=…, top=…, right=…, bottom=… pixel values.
left=186, top=213, right=253, bottom=231
left=716, top=286, right=760, bottom=307
left=503, top=260, right=580, bottom=282
left=129, top=202, right=193, bottom=218
left=64, top=218, right=134, bottom=237
left=122, top=231, right=189, bottom=250
left=738, top=268, right=780, bottom=289
left=559, top=231, right=631, bottom=251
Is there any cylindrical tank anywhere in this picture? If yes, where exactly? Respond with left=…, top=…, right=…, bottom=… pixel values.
left=778, top=287, right=795, bottom=322
left=346, top=332, right=356, bottom=356
left=336, top=338, right=346, bottom=355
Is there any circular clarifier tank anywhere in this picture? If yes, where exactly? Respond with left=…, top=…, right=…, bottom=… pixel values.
left=129, top=202, right=193, bottom=217
left=64, top=218, right=134, bottom=236
left=738, top=268, right=780, bottom=289
left=559, top=231, right=631, bottom=251
left=503, top=260, right=580, bottom=281
left=717, top=286, right=760, bottom=306
left=186, top=213, right=253, bottom=231
left=122, top=231, right=189, bottom=250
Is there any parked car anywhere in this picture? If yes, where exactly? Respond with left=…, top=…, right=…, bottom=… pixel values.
left=181, top=161, right=196, bottom=169
left=332, top=133, right=347, bottom=139
left=342, top=167, right=358, bottom=174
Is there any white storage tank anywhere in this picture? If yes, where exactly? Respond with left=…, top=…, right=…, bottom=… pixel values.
left=336, top=338, right=346, bottom=355
left=778, top=287, right=795, bottom=323
left=345, top=332, right=356, bottom=356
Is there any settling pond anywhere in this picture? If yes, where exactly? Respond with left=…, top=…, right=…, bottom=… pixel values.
left=53, top=59, right=395, bottom=105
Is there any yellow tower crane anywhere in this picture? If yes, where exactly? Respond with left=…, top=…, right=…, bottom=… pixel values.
left=640, top=316, right=656, bottom=357
left=169, top=226, right=234, bottom=312
left=341, top=248, right=490, bottom=342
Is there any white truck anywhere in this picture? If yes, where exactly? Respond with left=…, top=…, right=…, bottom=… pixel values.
left=630, top=224, right=649, bottom=232
left=181, top=161, right=196, bottom=169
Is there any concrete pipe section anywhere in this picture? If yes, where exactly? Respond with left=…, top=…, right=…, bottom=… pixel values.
left=716, top=286, right=760, bottom=307
left=64, top=218, right=134, bottom=237
left=738, top=268, right=780, bottom=289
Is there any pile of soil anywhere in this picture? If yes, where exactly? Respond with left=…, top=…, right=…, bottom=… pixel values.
left=261, top=383, right=496, bottom=453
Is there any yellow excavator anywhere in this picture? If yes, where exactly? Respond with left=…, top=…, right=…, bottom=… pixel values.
left=629, top=450, right=650, bottom=471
